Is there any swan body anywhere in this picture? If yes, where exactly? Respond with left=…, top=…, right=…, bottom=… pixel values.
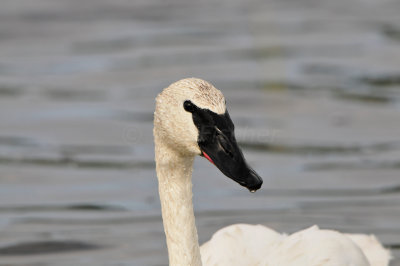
left=345, top=233, right=391, bottom=266
left=201, top=224, right=390, bottom=266
left=153, top=78, right=391, bottom=266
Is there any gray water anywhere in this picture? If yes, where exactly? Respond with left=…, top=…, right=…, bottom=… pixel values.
left=0, top=0, right=400, bottom=265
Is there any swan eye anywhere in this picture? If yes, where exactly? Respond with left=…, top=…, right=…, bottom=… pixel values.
left=183, top=100, right=195, bottom=113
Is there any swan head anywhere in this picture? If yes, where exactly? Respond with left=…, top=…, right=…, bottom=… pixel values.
left=154, top=78, right=263, bottom=192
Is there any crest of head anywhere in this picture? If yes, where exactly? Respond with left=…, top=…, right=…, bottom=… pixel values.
left=154, top=78, right=226, bottom=155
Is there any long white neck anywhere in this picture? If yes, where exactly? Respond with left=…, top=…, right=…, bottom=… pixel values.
left=154, top=139, right=202, bottom=266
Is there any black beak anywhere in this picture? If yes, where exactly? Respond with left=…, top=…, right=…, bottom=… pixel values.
left=184, top=100, right=263, bottom=192
left=199, top=127, right=263, bottom=192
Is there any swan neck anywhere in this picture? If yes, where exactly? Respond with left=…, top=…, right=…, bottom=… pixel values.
left=155, top=142, right=202, bottom=266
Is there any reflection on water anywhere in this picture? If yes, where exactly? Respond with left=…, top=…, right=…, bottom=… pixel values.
left=0, top=241, right=101, bottom=256
left=239, top=140, right=399, bottom=155
left=0, top=0, right=400, bottom=265
left=360, top=74, right=400, bottom=87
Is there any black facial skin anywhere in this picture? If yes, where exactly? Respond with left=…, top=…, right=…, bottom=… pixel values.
left=183, top=100, right=263, bottom=192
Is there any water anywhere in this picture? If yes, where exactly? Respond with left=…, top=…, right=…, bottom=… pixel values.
left=0, top=0, right=400, bottom=265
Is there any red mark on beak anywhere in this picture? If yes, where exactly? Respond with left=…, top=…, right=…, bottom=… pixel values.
left=202, top=151, right=215, bottom=165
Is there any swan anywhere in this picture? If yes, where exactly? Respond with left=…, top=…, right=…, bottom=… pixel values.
left=153, top=78, right=391, bottom=266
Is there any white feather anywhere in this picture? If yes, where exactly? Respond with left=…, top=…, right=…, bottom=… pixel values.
left=201, top=224, right=390, bottom=266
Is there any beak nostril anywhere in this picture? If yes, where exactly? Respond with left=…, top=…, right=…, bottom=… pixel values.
left=216, top=129, right=234, bottom=159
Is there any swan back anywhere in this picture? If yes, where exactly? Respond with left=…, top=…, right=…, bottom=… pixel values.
left=201, top=225, right=392, bottom=266
left=201, top=224, right=283, bottom=266
left=261, top=226, right=370, bottom=266
left=346, top=234, right=391, bottom=266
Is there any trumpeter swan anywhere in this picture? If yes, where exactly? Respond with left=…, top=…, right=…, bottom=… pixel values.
left=153, top=78, right=390, bottom=266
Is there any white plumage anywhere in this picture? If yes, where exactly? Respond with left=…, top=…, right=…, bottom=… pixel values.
left=153, top=78, right=391, bottom=266
left=201, top=224, right=390, bottom=266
